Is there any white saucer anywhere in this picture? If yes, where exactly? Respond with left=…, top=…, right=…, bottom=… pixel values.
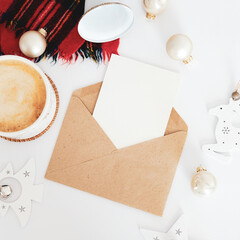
left=78, top=3, right=134, bottom=43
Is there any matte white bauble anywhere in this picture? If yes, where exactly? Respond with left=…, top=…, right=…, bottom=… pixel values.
left=143, top=0, right=168, bottom=20
left=191, top=167, right=217, bottom=197
left=166, top=34, right=193, bottom=64
left=19, top=28, right=47, bottom=58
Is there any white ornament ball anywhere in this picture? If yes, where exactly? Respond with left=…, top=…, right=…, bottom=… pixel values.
left=19, top=28, right=47, bottom=58
left=143, top=0, right=168, bottom=20
left=191, top=167, right=217, bottom=197
left=166, top=34, right=193, bottom=63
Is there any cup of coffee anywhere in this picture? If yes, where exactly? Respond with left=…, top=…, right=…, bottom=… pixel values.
left=0, top=55, right=57, bottom=140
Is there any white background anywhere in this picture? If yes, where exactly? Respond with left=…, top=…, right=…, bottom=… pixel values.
left=1, top=0, right=240, bottom=239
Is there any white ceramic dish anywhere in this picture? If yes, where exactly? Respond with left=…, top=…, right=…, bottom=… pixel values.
left=78, top=2, right=134, bottom=43
left=0, top=55, right=57, bottom=140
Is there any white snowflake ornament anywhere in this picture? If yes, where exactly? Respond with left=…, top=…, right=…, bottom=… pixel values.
left=140, top=215, right=188, bottom=240
left=0, top=159, right=43, bottom=227
left=202, top=98, right=240, bottom=162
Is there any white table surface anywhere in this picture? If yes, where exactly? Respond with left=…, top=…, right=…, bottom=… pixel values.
left=1, top=0, right=240, bottom=239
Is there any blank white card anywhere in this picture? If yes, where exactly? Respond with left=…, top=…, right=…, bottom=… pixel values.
left=93, top=54, right=180, bottom=149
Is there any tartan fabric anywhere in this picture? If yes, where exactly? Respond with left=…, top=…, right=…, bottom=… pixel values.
left=0, top=0, right=119, bottom=63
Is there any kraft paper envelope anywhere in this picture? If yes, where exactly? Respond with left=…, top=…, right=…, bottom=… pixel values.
left=45, top=82, right=188, bottom=216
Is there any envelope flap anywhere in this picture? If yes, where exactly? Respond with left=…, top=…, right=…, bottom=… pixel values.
left=73, top=82, right=102, bottom=114
left=47, top=94, right=116, bottom=173
left=165, top=108, right=188, bottom=135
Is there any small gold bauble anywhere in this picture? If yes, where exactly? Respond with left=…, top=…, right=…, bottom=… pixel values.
left=0, top=185, right=12, bottom=199
left=232, top=91, right=240, bottom=101
left=196, top=166, right=206, bottom=172
left=19, top=28, right=47, bottom=58
left=183, top=55, right=193, bottom=64
left=146, top=12, right=156, bottom=20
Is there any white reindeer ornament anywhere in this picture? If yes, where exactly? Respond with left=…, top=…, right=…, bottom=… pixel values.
left=202, top=97, right=240, bottom=162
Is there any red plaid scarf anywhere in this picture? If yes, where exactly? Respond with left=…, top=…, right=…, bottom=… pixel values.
left=0, top=0, right=119, bottom=63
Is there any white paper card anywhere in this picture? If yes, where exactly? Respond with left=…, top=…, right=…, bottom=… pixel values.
left=93, top=54, right=180, bottom=149
left=140, top=215, right=188, bottom=240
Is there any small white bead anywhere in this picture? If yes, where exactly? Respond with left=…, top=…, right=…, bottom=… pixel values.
left=0, top=185, right=12, bottom=199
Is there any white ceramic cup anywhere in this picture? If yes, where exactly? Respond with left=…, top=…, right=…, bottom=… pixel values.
left=0, top=55, right=57, bottom=140
left=78, top=0, right=134, bottom=43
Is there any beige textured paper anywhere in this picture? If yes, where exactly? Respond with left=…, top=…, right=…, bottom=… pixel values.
left=45, top=82, right=187, bottom=216
left=93, top=54, right=180, bottom=148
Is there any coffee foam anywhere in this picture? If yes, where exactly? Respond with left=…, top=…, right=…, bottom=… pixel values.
left=0, top=60, right=46, bottom=132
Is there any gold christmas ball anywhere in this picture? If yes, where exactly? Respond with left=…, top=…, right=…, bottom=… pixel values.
left=232, top=91, right=240, bottom=101
left=143, top=0, right=168, bottom=20
left=19, top=28, right=47, bottom=58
